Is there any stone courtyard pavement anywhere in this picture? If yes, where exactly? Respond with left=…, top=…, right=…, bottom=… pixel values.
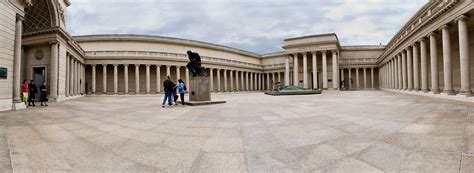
left=0, top=90, right=473, bottom=172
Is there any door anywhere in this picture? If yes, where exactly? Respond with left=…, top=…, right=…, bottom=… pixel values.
left=33, top=67, right=45, bottom=101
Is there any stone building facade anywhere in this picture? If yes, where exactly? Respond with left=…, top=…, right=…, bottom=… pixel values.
left=0, top=0, right=473, bottom=111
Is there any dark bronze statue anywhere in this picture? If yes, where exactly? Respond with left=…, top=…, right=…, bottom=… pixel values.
left=186, top=50, right=207, bottom=77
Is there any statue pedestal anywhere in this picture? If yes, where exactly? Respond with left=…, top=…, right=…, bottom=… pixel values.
left=186, top=76, right=226, bottom=106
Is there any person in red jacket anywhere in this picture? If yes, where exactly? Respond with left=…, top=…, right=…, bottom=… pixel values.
left=21, top=80, right=29, bottom=106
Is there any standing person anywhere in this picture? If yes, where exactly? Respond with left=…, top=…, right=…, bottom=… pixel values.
left=162, top=76, right=176, bottom=108
left=28, top=80, right=37, bottom=107
left=40, top=81, right=48, bottom=107
left=178, top=79, right=186, bottom=106
left=21, top=80, right=29, bottom=106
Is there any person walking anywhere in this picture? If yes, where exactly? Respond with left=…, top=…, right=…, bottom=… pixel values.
left=21, top=80, right=29, bottom=106
left=178, top=79, right=186, bottom=106
left=40, top=81, right=48, bottom=107
left=28, top=80, right=37, bottom=107
left=162, top=76, right=176, bottom=108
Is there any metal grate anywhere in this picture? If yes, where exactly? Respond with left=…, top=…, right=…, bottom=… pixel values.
left=24, top=0, right=53, bottom=33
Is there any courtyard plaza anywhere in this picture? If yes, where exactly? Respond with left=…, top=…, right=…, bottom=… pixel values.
left=0, top=91, right=473, bottom=172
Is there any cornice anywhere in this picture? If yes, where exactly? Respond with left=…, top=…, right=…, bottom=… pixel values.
left=73, top=34, right=261, bottom=58
left=379, top=0, right=458, bottom=64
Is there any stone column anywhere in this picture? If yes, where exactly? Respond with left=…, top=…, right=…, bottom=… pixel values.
left=363, top=68, right=367, bottom=89
left=420, top=38, right=429, bottom=92
left=407, top=47, right=413, bottom=91
left=65, top=55, right=70, bottom=97
left=457, top=15, right=472, bottom=96
left=166, top=65, right=171, bottom=77
left=402, top=50, right=407, bottom=90
left=413, top=43, right=420, bottom=91
left=76, top=62, right=80, bottom=95
left=341, top=68, right=345, bottom=85
left=389, top=60, right=393, bottom=89
left=176, top=66, right=181, bottom=82
left=49, top=41, right=59, bottom=99
left=70, top=58, right=74, bottom=95
left=235, top=71, right=239, bottom=91
left=217, top=69, right=221, bottom=92
left=73, top=60, right=77, bottom=95
left=102, top=64, right=107, bottom=94
left=271, top=73, right=275, bottom=90
left=113, top=64, right=118, bottom=94
left=371, top=67, right=375, bottom=89
left=429, top=32, right=440, bottom=94
left=12, top=15, right=24, bottom=102
left=135, top=64, right=140, bottom=94
left=398, top=54, right=403, bottom=90
left=278, top=72, right=281, bottom=83
left=312, top=51, right=318, bottom=89
left=285, top=56, right=290, bottom=86
left=332, top=50, right=339, bottom=90
left=156, top=65, right=160, bottom=93
left=92, top=65, right=96, bottom=94
left=248, top=72, right=251, bottom=91
left=246, top=72, right=249, bottom=91
left=224, top=69, right=227, bottom=92
left=124, top=64, right=129, bottom=94
left=146, top=65, right=150, bottom=94
left=250, top=72, right=254, bottom=91
left=441, top=25, right=454, bottom=95
left=356, top=68, right=360, bottom=89
left=322, top=51, right=328, bottom=89
left=303, top=53, right=308, bottom=88
left=348, top=69, right=352, bottom=89
left=293, top=54, right=299, bottom=86
left=209, top=68, right=214, bottom=92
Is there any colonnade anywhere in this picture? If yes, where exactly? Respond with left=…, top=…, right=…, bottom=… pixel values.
left=379, top=15, right=471, bottom=96
left=65, top=54, right=85, bottom=97
left=90, top=64, right=285, bottom=94
left=340, top=67, right=376, bottom=89
left=284, top=50, right=339, bottom=90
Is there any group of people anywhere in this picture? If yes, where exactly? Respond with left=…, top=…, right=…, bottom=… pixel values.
left=21, top=80, right=48, bottom=107
left=162, top=76, right=187, bottom=108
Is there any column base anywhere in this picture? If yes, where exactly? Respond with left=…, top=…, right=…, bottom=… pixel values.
left=442, top=90, right=456, bottom=95
left=422, top=89, right=429, bottom=93
left=431, top=90, right=440, bottom=94
left=458, top=91, right=472, bottom=97
left=13, top=102, right=26, bottom=110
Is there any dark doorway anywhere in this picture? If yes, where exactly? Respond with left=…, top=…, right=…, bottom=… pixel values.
left=33, top=67, right=45, bottom=101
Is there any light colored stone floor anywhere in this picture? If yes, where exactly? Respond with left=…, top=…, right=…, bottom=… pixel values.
left=0, top=90, right=473, bottom=172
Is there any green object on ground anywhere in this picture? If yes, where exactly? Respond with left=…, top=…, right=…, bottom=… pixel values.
left=275, top=86, right=308, bottom=91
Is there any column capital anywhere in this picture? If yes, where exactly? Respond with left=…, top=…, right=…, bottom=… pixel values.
left=102, top=64, right=107, bottom=67
left=49, top=40, right=58, bottom=45
left=456, top=14, right=469, bottom=22
left=331, top=49, right=338, bottom=54
left=16, top=14, right=25, bottom=21
left=91, top=64, right=96, bottom=67
left=321, top=50, right=327, bottom=54
left=123, top=64, right=129, bottom=67
left=428, top=31, right=438, bottom=37
left=113, top=64, right=118, bottom=67
left=412, top=42, right=419, bottom=47
left=419, top=37, right=427, bottom=42
left=135, top=64, right=140, bottom=67
left=145, top=64, right=151, bottom=67
left=439, top=24, right=451, bottom=31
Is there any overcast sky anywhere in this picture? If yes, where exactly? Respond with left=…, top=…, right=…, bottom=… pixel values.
left=67, top=0, right=428, bottom=54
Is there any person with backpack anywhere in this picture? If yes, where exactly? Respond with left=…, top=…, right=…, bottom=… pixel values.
left=178, top=79, right=186, bottom=106
left=162, top=76, right=176, bottom=108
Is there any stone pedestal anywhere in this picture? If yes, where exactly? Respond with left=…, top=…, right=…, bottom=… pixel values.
left=187, top=76, right=225, bottom=106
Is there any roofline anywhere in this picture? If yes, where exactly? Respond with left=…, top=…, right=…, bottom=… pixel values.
left=284, top=33, right=339, bottom=42
left=73, top=34, right=262, bottom=58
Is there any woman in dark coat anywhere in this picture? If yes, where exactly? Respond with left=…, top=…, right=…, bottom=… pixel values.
left=40, top=81, right=48, bottom=106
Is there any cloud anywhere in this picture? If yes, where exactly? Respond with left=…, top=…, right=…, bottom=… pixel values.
left=67, top=0, right=428, bottom=54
